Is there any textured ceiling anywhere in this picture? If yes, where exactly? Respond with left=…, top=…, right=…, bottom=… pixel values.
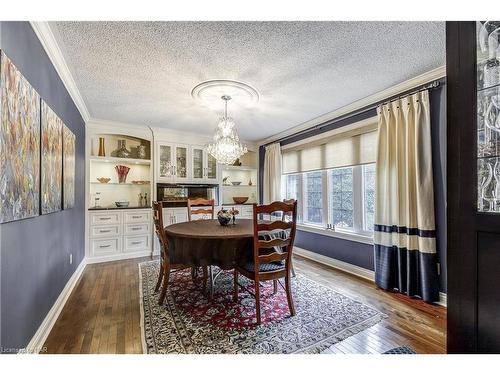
left=50, top=21, right=445, bottom=142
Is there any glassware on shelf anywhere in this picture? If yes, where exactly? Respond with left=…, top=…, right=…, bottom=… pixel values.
left=98, top=137, right=106, bottom=157
left=479, top=160, right=493, bottom=211
left=478, top=22, right=500, bottom=213
left=115, top=140, right=132, bottom=158
left=115, top=165, right=131, bottom=183
left=93, top=192, right=101, bottom=208
left=137, top=145, right=147, bottom=159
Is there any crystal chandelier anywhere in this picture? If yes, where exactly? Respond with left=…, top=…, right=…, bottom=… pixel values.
left=206, top=95, right=247, bottom=165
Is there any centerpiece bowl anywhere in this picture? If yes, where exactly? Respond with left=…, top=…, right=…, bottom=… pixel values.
left=232, top=196, right=248, bottom=204
left=217, top=209, right=232, bottom=226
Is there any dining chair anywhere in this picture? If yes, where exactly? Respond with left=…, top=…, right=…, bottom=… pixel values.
left=187, top=198, right=215, bottom=221
left=233, top=200, right=298, bottom=324
left=187, top=198, right=214, bottom=283
left=153, top=201, right=207, bottom=305
left=282, top=199, right=297, bottom=278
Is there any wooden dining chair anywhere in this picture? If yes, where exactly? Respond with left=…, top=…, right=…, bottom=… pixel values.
left=233, top=200, right=298, bottom=324
left=187, top=198, right=215, bottom=221
left=283, top=199, right=297, bottom=278
left=153, top=201, right=207, bottom=305
left=186, top=198, right=214, bottom=283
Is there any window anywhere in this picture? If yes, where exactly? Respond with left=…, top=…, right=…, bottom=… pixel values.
left=283, top=174, right=300, bottom=201
left=281, top=164, right=376, bottom=239
left=304, top=171, right=323, bottom=224
left=280, top=117, right=378, bottom=241
left=363, top=164, right=376, bottom=232
left=329, top=167, right=354, bottom=229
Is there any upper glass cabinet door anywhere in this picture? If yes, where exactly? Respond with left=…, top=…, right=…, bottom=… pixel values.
left=175, top=146, right=188, bottom=179
left=207, top=154, right=217, bottom=180
left=159, top=144, right=173, bottom=178
left=192, top=147, right=204, bottom=179
left=477, top=21, right=500, bottom=213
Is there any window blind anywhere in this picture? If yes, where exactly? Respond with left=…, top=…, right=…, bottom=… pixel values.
left=282, top=120, right=377, bottom=174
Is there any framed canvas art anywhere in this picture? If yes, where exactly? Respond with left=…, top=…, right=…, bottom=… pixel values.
left=63, top=124, right=76, bottom=209
left=41, top=100, right=63, bottom=215
left=0, top=51, right=41, bottom=223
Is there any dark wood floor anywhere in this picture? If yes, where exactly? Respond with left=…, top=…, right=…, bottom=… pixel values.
left=43, top=255, right=446, bottom=354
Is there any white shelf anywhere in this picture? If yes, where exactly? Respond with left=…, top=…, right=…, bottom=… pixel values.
left=90, top=182, right=150, bottom=186
left=222, top=185, right=257, bottom=188
left=222, top=165, right=257, bottom=171
left=90, top=156, right=151, bottom=165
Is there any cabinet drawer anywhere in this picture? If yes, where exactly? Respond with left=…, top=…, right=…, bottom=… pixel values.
left=91, top=237, right=120, bottom=255
left=124, top=211, right=151, bottom=223
left=124, top=235, right=150, bottom=252
left=90, top=212, right=121, bottom=225
left=124, top=223, right=150, bottom=235
left=91, top=225, right=120, bottom=238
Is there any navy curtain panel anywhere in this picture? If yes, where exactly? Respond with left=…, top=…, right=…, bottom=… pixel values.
left=373, top=90, right=439, bottom=303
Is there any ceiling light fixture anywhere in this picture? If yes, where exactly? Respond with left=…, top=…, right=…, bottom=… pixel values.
left=206, top=95, right=247, bottom=165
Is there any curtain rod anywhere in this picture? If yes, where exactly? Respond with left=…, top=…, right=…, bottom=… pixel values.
left=263, top=79, right=443, bottom=147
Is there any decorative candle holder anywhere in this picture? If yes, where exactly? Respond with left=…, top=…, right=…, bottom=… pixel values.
left=115, top=165, right=130, bottom=183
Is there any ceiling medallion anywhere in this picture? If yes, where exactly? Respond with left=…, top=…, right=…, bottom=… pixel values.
left=191, top=79, right=259, bottom=109
left=206, top=95, right=248, bottom=165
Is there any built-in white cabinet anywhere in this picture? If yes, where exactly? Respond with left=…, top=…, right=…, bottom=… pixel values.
left=157, top=142, right=219, bottom=183
left=157, top=142, right=189, bottom=182
left=89, top=208, right=152, bottom=259
left=163, top=207, right=188, bottom=225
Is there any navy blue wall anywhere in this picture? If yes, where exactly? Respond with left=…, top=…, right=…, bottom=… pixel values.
left=0, top=22, right=86, bottom=351
left=259, top=84, right=447, bottom=293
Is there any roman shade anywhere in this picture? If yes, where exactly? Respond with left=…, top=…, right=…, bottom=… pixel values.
left=282, top=121, right=377, bottom=174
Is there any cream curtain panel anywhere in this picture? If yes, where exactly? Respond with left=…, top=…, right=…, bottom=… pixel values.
left=263, top=143, right=282, bottom=204
left=282, top=127, right=377, bottom=174
left=374, top=90, right=439, bottom=303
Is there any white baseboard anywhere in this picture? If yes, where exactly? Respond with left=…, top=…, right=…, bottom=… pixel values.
left=437, top=292, right=447, bottom=307
left=294, top=246, right=375, bottom=281
left=86, top=250, right=153, bottom=264
left=22, top=258, right=87, bottom=354
left=294, top=246, right=447, bottom=307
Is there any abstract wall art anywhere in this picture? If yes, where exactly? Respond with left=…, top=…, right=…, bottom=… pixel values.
left=0, top=51, right=41, bottom=224
left=41, top=100, right=63, bottom=215
left=63, top=124, right=76, bottom=209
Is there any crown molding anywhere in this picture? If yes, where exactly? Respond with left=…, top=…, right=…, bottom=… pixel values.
left=30, top=21, right=91, bottom=122
left=258, top=65, right=446, bottom=146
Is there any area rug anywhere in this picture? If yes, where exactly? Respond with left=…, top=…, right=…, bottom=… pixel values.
left=383, top=346, right=417, bottom=354
left=139, top=260, right=386, bottom=354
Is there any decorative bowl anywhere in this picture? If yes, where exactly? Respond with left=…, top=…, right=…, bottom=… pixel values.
left=217, top=209, right=232, bottom=226
left=115, top=201, right=130, bottom=208
left=232, top=196, right=248, bottom=204
left=231, top=181, right=242, bottom=186
left=97, top=177, right=111, bottom=184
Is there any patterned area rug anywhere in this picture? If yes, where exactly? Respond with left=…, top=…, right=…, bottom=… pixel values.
left=139, top=260, right=386, bottom=354
left=383, top=346, right=417, bottom=354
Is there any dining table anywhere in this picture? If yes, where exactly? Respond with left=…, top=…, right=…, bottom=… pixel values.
left=164, top=218, right=288, bottom=297
left=165, top=218, right=256, bottom=296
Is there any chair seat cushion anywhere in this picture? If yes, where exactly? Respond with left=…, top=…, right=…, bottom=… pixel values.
left=241, top=261, right=285, bottom=273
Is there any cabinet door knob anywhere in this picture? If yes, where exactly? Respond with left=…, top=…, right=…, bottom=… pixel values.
left=99, top=244, right=111, bottom=248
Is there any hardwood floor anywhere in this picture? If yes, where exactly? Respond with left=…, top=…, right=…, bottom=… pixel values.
left=43, top=255, right=446, bottom=354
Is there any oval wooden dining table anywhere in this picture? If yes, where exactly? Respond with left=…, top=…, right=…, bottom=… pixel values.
left=165, top=218, right=255, bottom=267
left=165, top=218, right=255, bottom=296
